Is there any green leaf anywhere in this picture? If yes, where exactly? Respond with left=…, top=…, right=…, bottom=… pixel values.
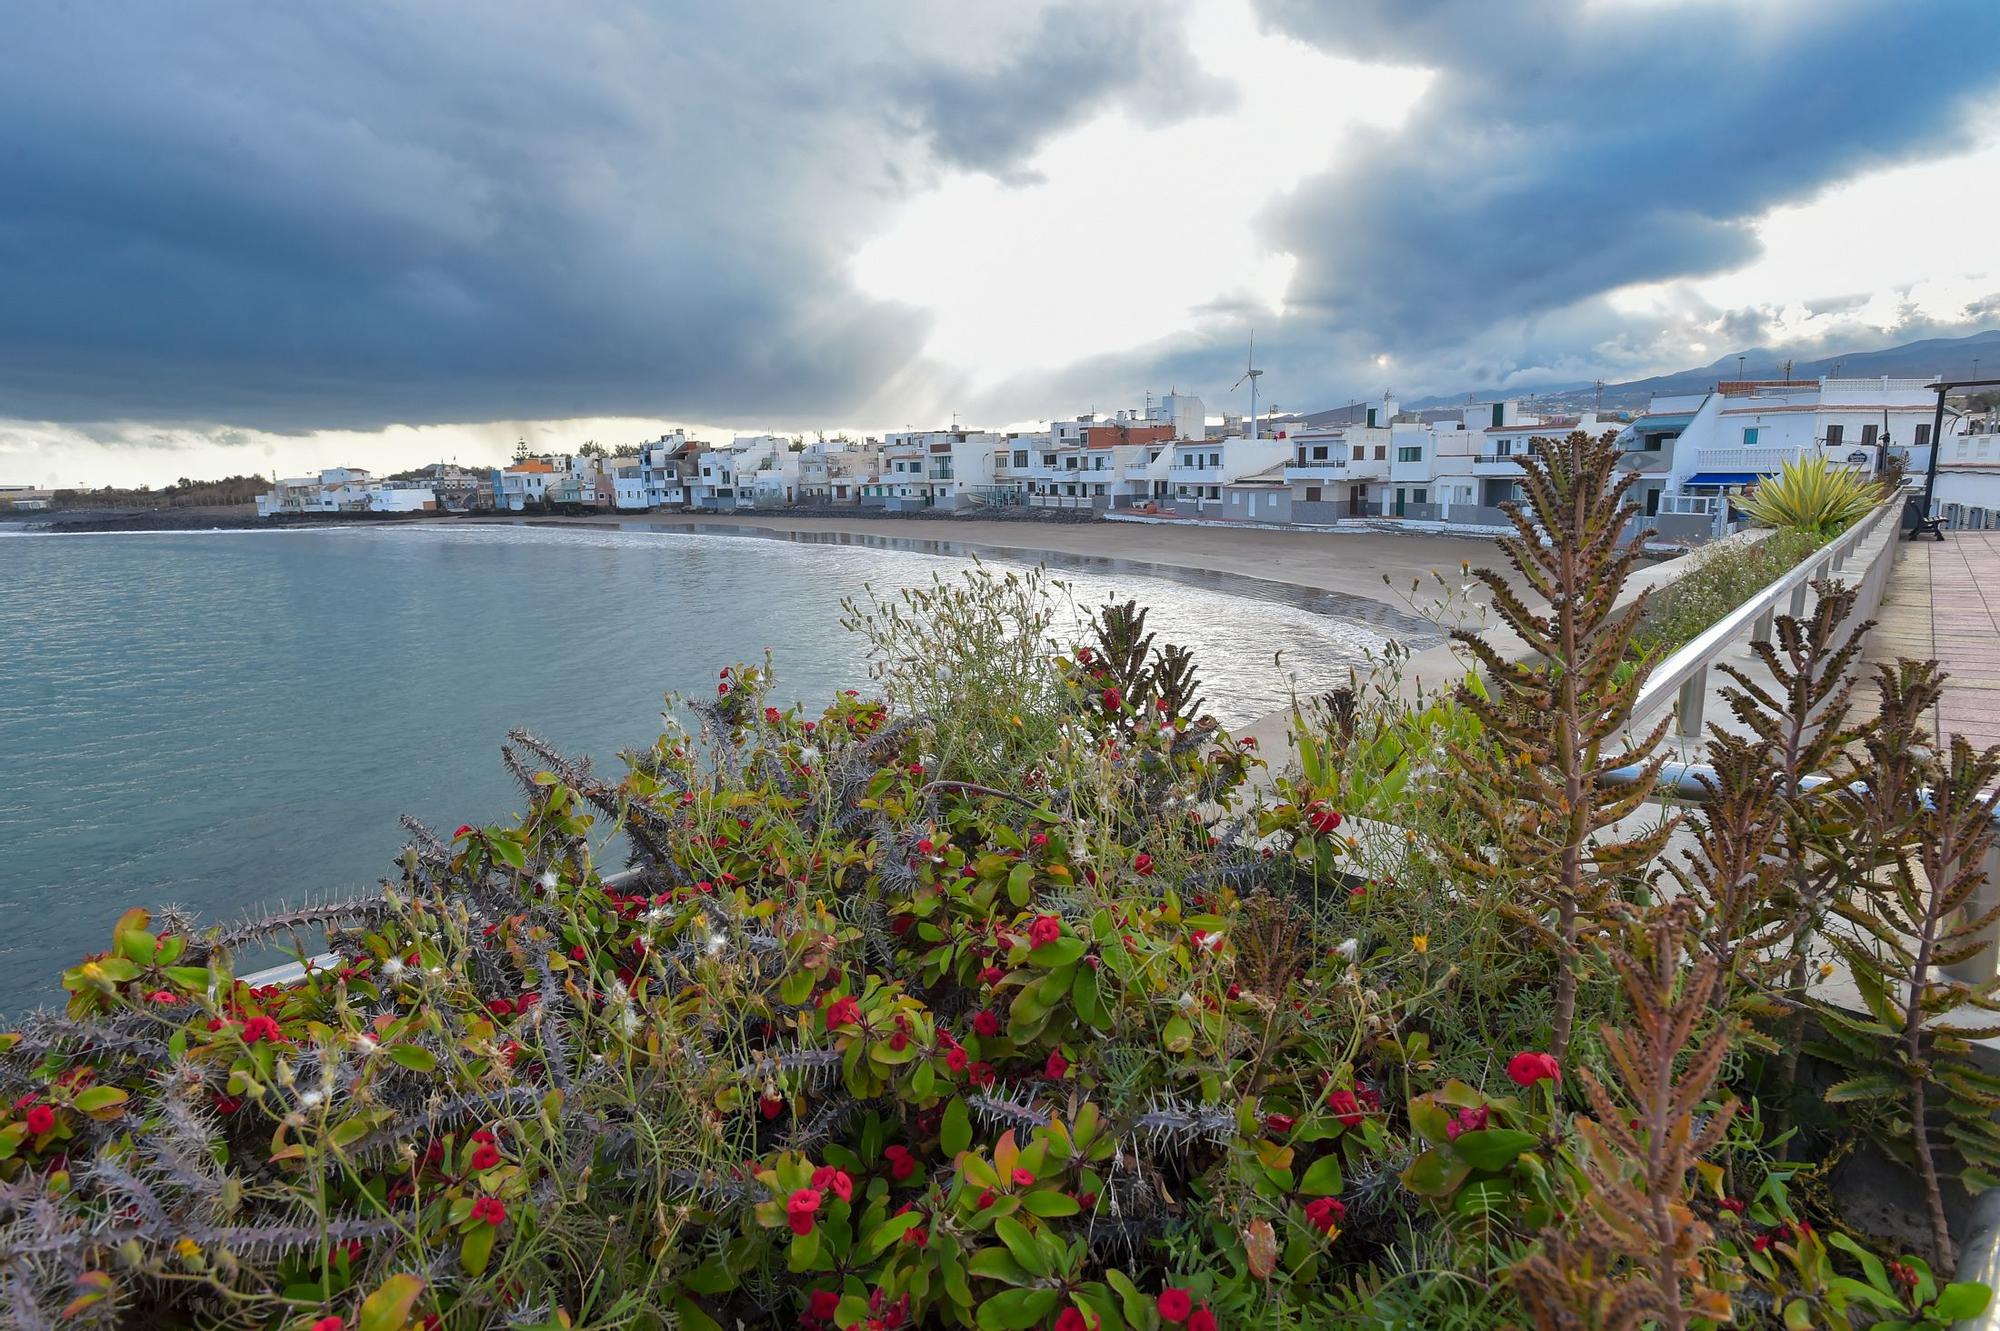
left=1162, top=1015, right=1193, bottom=1053
left=1453, top=1178, right=1515, bottom=1217
left=1029, top=937, right=1085, bottom=968
left=994, top=1216, right=1049, bottom=1276
left=1021, top=1189, right=1080, bottom=1218
left=1451, top=1129, right=1537, bottom=1172
left=1299, top=1155, right=1344, bottom=1196
left=1933, top=1281, right=1992, bottom=1320
left=1006, top=862, right=1034, bottom=907
left=1824, top=1074, right=1902, bottom=1104
left=358, top=1274, right=426, bottom=1331
left=72, top=1086, right=130, bottom=1119
left=672, top=1294, right=725, bottom=1331
left=1400, top=1146, right=1472, bottom=1198
left=459, top=1224, right=495, bottom=1278
left=966, top=1248, right=1030, bottom=1285
left=941, top=1096, right=972, bottom=1156
left=387, top=1045, right=437, bottom=1073
left=863, top=1212, right=924, bottom=1259
left=977, top=1288, right=1060, bottom=1331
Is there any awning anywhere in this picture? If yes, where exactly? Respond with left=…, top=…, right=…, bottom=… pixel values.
left=1683, top=471, right=1762, bottom=487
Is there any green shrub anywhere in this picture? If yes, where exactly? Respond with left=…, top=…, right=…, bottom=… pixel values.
left=1633, top=526, right=1822, bottom=658
left=1740, top=454, right=1884, bottom=538
left=1, top=439, right=1988, bottom=1331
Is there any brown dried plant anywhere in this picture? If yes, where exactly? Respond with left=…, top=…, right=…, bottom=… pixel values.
left=1451, top=429, right=1674, bottom=1061
left=1513, top=901, right=1739, bottom=1331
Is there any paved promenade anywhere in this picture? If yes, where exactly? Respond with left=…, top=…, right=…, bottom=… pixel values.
left=1928, top=534, right=2000, bottom=754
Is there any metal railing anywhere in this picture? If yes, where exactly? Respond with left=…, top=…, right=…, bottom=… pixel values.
left=1630, top=493, right=1905, bottom=742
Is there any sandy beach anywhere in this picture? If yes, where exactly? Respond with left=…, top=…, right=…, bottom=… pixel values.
left=456, top=509, right=1505, bottom=609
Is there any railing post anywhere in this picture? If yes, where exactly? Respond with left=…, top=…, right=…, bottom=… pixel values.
left=1789, top=580, right=1809, bottom=617
left=1676, top=665, right=1708, bottom=741
left=1753, top=607, right=1774, bottom=643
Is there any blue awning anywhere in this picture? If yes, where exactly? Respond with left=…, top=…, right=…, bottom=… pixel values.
left=1684, top=471, right=1762, bottom=487
left=1630, top=413, right=1695, bottom=432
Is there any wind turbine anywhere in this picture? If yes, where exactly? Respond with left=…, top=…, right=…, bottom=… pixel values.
left=1233, top=333, right=1265, bottom=441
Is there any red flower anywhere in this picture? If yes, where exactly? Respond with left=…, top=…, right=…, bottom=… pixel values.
left=967, top=1061, right=996, bottom=1088
left=1045, top=1050, right=1069, bottom=1080
left=883, top=1145, right=917, bottom=1182
left=1157, top=1289, right=1193, bottom=1324
left=1028, top=915, right=1062, bottom=949
left=453, top=825, right=474, bottom=840
left=1445, top=1106, right=1489, bottom=1142
left=811, top=1165, right=854, bottom=1202
left=24, top=1105, right=54, bottom=1135
left=976, top=1188, right=996, bottom=1209
left=759, top=1095, right=785, bottom=1120
left=1506, top=1051, right=1561, bottom=1087
left=1029, top=832, right=1049, bottom=849
left=1264, top=1113, right=1295, bottom=1136
left=824, top=996, right=861, bottom=1030
left=471, top=1143, right=502, bottom=1171
left=786, top=1187, right=823, bottom=1235
left=1325, top=1088, right=1364, bottom=1127
left=806, top=1288, right=840, bottom=1321
left=145, top=990, right=180, bottom=1004
left=1055, top=1309, right=1089, bottom=1331
left=1717, top=1196, right=1745, bottom=1216
left=213, top=1095, right=242, bottom=1115
left=978, top=965, right=1005, bottom=985
left=1011, top=1167, right=1035, bottom=1187
left=764, top=706, right=781, bottom=724
left=972, top=1010, right=1002, bottom=1038
left=945, top=1047, right=968, bottom=1073
left=570, top=945, right=588, bottom=962
left=471, top=1196, right=507, bottom=1226
left=1304, top=1196, right=1346, bottom=1234
left=239, top=1016, right=284, bottom=1044
left=888, top=1032, right=909, bottom=1052
left=1751, top=1233, right=1772, bottom=1253
left=1305, top=803, right=1342, bottom=835
left=717, top=682, right=730, bottom=695
left=1133, top=852, right=1154, bottom=876
left=915, top=838, right=934, bottom=855
left=486, top=998, right=514, bottom=1017
left=312, top=1319, right=346, bottom=1331
left=1187, top=1307, right=1217, bottom=1331
left=1102, top=686, right=1122, bottom=713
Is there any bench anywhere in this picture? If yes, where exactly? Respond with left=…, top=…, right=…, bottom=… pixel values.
left=1906, top=513, right=1946, bottom=541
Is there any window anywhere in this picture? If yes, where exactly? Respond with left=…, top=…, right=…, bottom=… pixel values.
left=1013, top=450, right=1028, bottom=468
left=1366, top=407, right=1379, bottom=428
left=1861, top=424, right=1878, bottom=447
left=1491, top=403, right=1505, bottom=428
left=1743, top=427, right=1760, bottom=446
left=1643, top=433, right=1664, bottom=452
left=1208, top=452, right=1221, bottom=468
left=1305, top=486, right=1322, bottom=502
left=1312, top=445, right=1329, bottom=461
left=1398, top=446, right=1422, bottom=463
left=1375, top=445, right=1387, bottom=460
left=1915, top=424, right=1932, bottom=448
left=1208, top=486, right=1221, bottom=499
left=1824, top=424, right=1843, bottom=446
left=1414, top=488, right=1428, bottom=505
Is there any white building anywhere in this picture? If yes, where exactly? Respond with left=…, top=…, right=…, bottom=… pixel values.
left=1166, top=431, right=1292, bottom=516
left=692, top=435, right=799, bottom=510
left=798, top=439, right=883, bottom=505
left=256, top=468, right=437, bottom=516
left=1661, top=377, right=1943, bottom=510
left=1024, top=414, right=1175, bottom=510
left=863, top=429, right=1001, bottom=510
left=1930, top=415, right=1999, bottom=530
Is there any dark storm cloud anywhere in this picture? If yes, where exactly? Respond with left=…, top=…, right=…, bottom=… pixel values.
left=892, top=0, right=1233, bottom=182
left=1251, top=0, right=2000, bottom=363
left=0, top=1, right=1205, bottom=431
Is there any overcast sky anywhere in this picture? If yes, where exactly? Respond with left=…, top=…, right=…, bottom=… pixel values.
left=5, top=0, right=1999, bottom=487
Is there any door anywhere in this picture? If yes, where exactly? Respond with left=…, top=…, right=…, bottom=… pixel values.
left=1349, top=484, right=1363, bottom=516
left=1394, top=488, right=1406, bottom=517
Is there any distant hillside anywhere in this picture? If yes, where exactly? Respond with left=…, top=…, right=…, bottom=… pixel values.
left=1401, top=328, right=2000, bottom=415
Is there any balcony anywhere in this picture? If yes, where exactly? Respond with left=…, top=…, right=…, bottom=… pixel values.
left=1472, top=454, right=1528, bottom=476
left=1616, top=449, right=1673, bottom=473
left=1167, top=465, right=1221, bottom=485
left=1287, top=455, right=1386, bottom=482
left=1692, top=446, right=1806, bottom=474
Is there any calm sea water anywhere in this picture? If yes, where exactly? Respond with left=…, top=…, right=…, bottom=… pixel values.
left=0, top=520, right=1431, bottom=1012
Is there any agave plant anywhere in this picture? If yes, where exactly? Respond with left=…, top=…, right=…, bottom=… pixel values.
left=1740, top=453, right=1884, bottom=537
